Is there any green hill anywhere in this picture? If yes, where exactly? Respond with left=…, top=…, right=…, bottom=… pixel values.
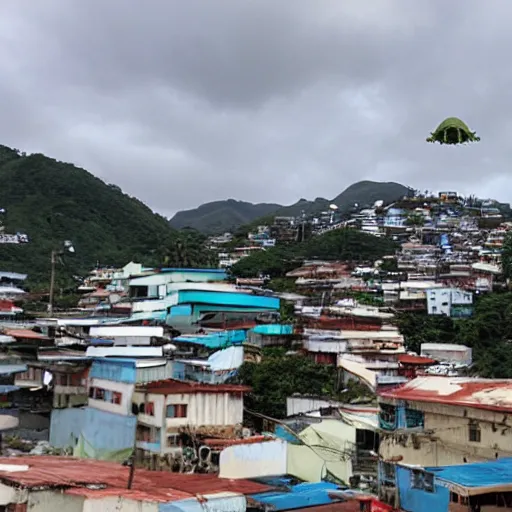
left=0, top=146, right=209, bottom=288
left=169, top=199, right=282, bottom=234
left=171, top=181, right=413, bottom=234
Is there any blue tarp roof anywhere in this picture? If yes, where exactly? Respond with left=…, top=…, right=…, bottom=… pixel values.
left=250, top=482, right=340, bottom=510
left=427, top=458, right=512, bottom=489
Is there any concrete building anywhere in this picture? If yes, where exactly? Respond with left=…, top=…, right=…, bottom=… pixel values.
left=426, top=287, right=473, bottom=317
left=132, top=379, right=249, bottom=461
left=378, top=376, right=512, bottom=467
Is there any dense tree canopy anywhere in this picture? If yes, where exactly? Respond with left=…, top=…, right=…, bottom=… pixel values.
left=230, top=229, right=398, bottom=278
left=396, top=292, right=512, bottom=378
left=0, top=146, right=212, bottom=288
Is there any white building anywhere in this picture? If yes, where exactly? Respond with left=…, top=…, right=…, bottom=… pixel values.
left=421, top=343, right=472, bottom=366
left=426, top=287, right=473, bottom=317
left=132, top=379, right=248, bottom=458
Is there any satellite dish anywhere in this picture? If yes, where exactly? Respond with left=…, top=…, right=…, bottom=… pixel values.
left=329, top=204, right=338, bottom=210
left=374, top=200, right=384, bottom=208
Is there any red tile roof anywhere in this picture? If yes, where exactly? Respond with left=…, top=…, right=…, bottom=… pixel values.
left=380, top=376, right=512, bottom=413
left=398, top=354, right=436, bottom=366
left=0, top=456, right=271, bottom=502
left=138, top=379, right=251, bottom=395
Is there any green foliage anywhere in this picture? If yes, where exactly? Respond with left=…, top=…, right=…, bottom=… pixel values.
left=169, top=199, right=281, bottom=234
left=502, top=233, right=512, bottom=280
left=396, top=292, right=512, bottom=378
left=230, top=229, right=398, bottom=278
left=169, top=181, right=412, bottom=235
left=404, top=213, right=425, bottom=227
left=233, top=353, right=337, bottom=418
left=266, top=278, right=298, bottom=293
left=395, top=312, right=458, bottom=355
left=230, top=245, right=301, bottom=278
left=0, top=145, right=211, bottom=287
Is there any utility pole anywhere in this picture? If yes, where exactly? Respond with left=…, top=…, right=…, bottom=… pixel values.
left=48, top=250, right=57, bottom=316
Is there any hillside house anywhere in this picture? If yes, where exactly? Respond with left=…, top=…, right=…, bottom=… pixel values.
left=379, top=458, right=512, bottom=511
left=49, top=357, right=180, bottom=457
left=378, top=377, right=512, bottom=467
left=132, top=379, right=249, bottom=463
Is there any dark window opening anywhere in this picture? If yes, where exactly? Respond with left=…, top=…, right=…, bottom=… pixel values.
left=469, top=421, right=481, bottom=443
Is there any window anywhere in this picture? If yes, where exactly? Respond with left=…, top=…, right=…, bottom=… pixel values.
left=167, top=404, right=187, bottom=418
left=145, top=402, right=155, bottom=416
left=88, top=386, right=95, bottom=398
left=112, top=392, right=122, bottom=405
left=94, top=387, right=105, bottom=400
left=411, top=469, right=434, bottom=493
left=469, top=421, right=481, bottom=443
left=167, top=434, right=178, bottom=447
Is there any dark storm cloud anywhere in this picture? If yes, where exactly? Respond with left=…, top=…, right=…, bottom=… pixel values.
left=0, top=1, right=511, bottom=216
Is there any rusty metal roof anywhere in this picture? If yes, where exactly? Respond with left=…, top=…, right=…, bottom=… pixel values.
left=138, top=378, right=251, bottom=395
left=0, top=456, right=271, bottom=502
left=380, top=376, right=512, bottom=413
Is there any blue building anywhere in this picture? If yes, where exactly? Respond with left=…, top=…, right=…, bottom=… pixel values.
left=50, top=358, right=181, bottom=460
left=379, top=458, right=512, bottom=511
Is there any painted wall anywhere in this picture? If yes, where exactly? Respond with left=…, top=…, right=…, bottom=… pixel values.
left=177, top=291, right=280, bottom=310
left=396, top=466, right=449, bottom=512
left=50, top=407, right=85, bottom=449
left=80, top=407, right=136, bottom=453
left=90, top=360, right=136, bottom=384
left=379, top=401, right=512, bottom=466
left=88, top=378, right=134, bottom=416
left=252, top=324, right=293, bottom=335
left=219, top=440, right=287, bottom=479
left=286, top=396, right=344, bottom=417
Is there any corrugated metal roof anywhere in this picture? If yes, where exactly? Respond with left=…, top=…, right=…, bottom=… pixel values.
left=398, top=354, right=436, bottom=365
left=4, top=329, right=48, bottom=340
left=380, top=376, right=512, bottom=413
left=138, top=378, right=250, bottom=395
left=0, top=456, right=271, bottom=502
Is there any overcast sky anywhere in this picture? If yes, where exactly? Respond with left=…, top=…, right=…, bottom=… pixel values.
left=1, top=1, right=511, bottom=217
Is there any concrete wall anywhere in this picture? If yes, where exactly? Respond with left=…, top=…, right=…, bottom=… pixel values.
left=28, top=491, right=83, bottom=512
left=380, top=401, right=512, bottom=466
left=83, top=496, right=157, bottom=512
left=220, top=440, right=287, bottom=479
